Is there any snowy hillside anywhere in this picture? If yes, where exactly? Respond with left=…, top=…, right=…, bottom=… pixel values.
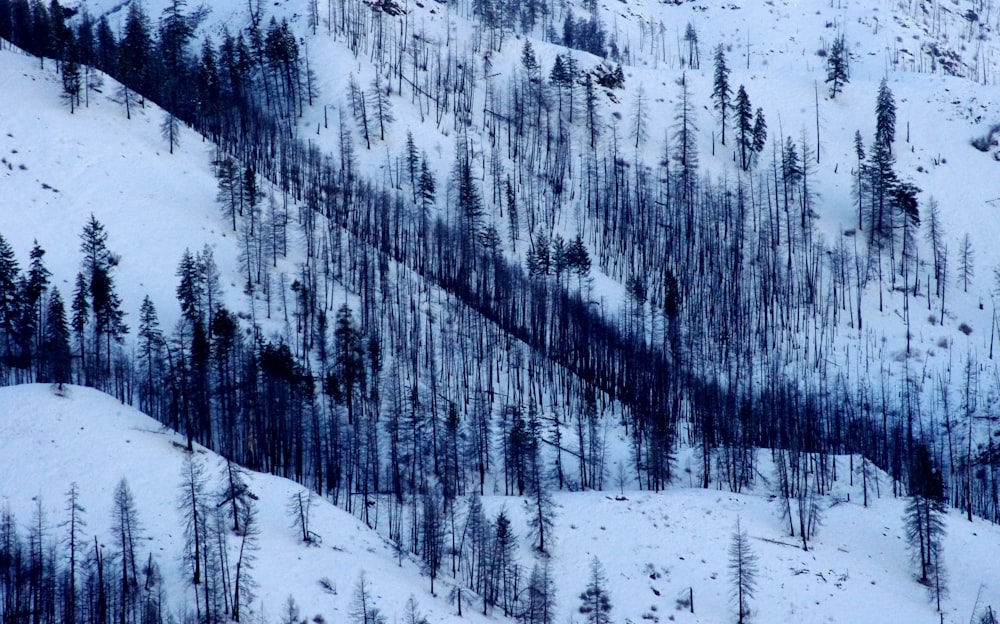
left=2, top=383, right=999, bottom=623
left=0, top=44, right=241, bottom=331
left=4, top=0, right=1000, bottom=621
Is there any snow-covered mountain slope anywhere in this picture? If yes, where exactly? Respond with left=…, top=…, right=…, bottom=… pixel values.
left=0, top=46, right=241, bottom=331
left=6, top=0, right=1000, bottom=620
left=0, top=383, right=492, bottom=623
left=2, top=383, right=999, bottom=623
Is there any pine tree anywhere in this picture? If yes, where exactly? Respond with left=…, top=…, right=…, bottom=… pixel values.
left=825, top=33, right=849, bottom=98
left=578, top=558, right=612, bottom=624
left=0, top=232, right=19, bottom=364
left=117, top=0, right=151, bottom=118
left=683, top=22, right=699, bottom=68
left=522, top=560, right=556, bottom=624
left=232, top=497, right=260, bottom=622
left=62, top=56, right=82, bottom=112
left=905, top=443, right=947, bottom=608
left=631, top=83, right=649, bottom=150
left=160, top=111, right=181, bottom=154
left=350, top=573, right=387, bottom=624
left=368, top=74, right=393, bottom=141
left=331, top=304, right=365, bottom=425
left=405, top=131, right=419, bottom=198
left=137, top=295, right=163, bottom=415
left=215, top=155, right=241, bottom=231
left=177, top=455, right=208, bottom=588
left=70, top=272, right=88, bottom=383
left=712, top=43, right=732, bottom=146
left=875, top=77, right=896, bottom=153
left=41, top=287, right=71, bottom=386
left=421, top=490, right=444, bottom=595
left=734, top=85, right=753, bottom=171
left=853, top=130, right=866, bottom=230
left=751, top=108, right=767, bottom=159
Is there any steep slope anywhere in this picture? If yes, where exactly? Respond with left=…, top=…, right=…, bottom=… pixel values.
left=0, top=44, right=240, bottom=331
left=5, top=0, right=1000, bottom=620
left=2, top=383, right=1000, bottom=623
left=0, top=383, right=497, bottom=623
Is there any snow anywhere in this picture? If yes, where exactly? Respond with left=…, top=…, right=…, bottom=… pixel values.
left=0, top=47, right=242, bottom=333
left=2, top=384, right=999, bottom=623
left=4, top=0, right=1000, bottom=620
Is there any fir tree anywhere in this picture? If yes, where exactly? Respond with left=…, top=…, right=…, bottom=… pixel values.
left=712, top=43, right=732, bottom=146
left=734, top=85, right=753, bottom=171
left=41, top=287, right=71, bottom=386
left=875, top=77, right=896, bottom=153
left=825, top=33, right=849, bottom=98
left=578, top=558, right=612, bottom=624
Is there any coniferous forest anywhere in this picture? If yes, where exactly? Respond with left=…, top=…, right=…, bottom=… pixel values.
left=1, top=0, right=1000, bottom=621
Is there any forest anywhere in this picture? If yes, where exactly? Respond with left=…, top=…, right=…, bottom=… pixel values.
left=0, top=0, right=998, bottom=621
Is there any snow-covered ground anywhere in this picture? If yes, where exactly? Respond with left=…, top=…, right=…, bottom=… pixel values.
left=5, top=0, right=1000, bottom=620
left=0, top=45, right=242, bottom=332
left=1, top=383, right=999, bottom=623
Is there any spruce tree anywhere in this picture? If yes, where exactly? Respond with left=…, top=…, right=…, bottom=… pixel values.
left=875, top=77, right=896, bottom=153
left=825, top=33, right=849, bottom=98
left=578, top=558, right=612, bottom=624
left=734, top=85, right=753, bottom=171
left=712, top=43, right=732, bottom=146
left=905, top=443, right=947, bottom=608
left=42, top=287, right=72, bottom=386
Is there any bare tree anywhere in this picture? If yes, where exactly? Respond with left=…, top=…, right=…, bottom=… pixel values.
left=728, top=517, right=757, bottom=624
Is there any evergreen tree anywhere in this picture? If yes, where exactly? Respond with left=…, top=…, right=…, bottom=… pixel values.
left=61, top=56, right=82, bottom=113
left=117, top=0, right=151, bottom=118
left=578, top=557, right=612, bottom=624
left=734, top=85, right=753, bottom=171
left=137, top=295, right=163, bottom=414
left=0, top=232, right=19, bottom=366
left=368, top=74, right=393, bottom=141
left=825, top=33, right=849, bottom=98
left=111, top=478, right=141, bottom=624
left=751, top=108, right=767, bottom=159
left=70, top=271, right=88, bottom=383
left=683, top=22, right=699, bottom=68
left=712, top=43, right=732, bottom=146
left=177, top=455, right=208, bottom=588
left=62, top=481, right=87, bottom=624
left=491, top=510, right=518, bottom=616
left=231, top=497, right=260, bottom=622
left=521, top=560, right=556, bottom=624
left=959, top=233, right=974, bottom=293
left=215, top=155, right=241, bottom=231
left=41, top=287, right=71, bottom=386
left=630, top=83, right=648, bottom=150
left=905, top=443, right=947, bottom=608
left=350, top=573, right=387, bottom=624
left=330, top=304, right=365, bottom=425
left=875, top=77, right=896, bottom=153
left=853, top=130, right=866, bottom=229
